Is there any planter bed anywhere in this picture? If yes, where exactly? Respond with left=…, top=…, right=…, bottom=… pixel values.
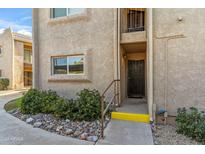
left=7, top=108, right=110, bottom=142
left=152, top=124, right=202, bottom=145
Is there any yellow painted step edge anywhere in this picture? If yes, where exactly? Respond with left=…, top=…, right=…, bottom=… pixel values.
left=111, top=112, right=150, bottom=123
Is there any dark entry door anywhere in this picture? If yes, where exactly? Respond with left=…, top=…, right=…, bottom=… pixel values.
left=127, top=60, right=145, bottom=98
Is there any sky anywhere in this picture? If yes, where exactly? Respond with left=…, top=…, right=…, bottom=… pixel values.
left=0, top=8, right=32, bottom=36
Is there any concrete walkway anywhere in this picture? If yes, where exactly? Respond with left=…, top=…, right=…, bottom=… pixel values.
left=117, top=98, right=148, bottom=114
left=97, top=119, right=153, bottom=145
left=0, top=89, right=27, bottom=97
left=0, top=93, right=93, bottom=145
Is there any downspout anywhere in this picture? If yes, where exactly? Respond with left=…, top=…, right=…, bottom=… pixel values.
left=117, top=8, right=121, bottom=105
left=155, top=34, right=185, bottom=124
left=147, top=8, right=153, bottom=121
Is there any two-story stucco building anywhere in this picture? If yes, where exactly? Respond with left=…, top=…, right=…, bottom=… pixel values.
left=0, top=28, right=32, bottom=89
left=32, top=8, right=205, bottom=121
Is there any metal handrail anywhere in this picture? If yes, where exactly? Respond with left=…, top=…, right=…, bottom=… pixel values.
left=100, top=79, right=120, bottom=138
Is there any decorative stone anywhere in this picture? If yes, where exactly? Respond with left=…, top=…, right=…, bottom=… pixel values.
left=20, top=115, right=28, bottom=121
left=65, top=129, right=73, bottom=135
left=46, top=124, right=54, bottom=130
left=32, top=113, right=43, bottom=120
left=26, top=117, right=34, bottom=124
left=80, top=133, right=88, bottom=140
left=65, top=119, right=70, bottom=123
left=73, top=130, right=81, bottom=137
left=9, top=111, right=108, bottom=142
left=56, top=126, right=63, bottom=132
left=87, top=136, right=98, bottom=142
left=33, top=122, right=42, bottom=128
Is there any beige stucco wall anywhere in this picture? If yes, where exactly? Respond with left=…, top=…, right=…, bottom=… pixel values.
left=0, top=28, right=13, bottom=89
left=13, top=40, right=24, bottom=89
left=0, top=28, right=32, bottom=90
left=33, top=8, right=116, bottom=98
left=153, top=8, right=205, bottom=115
left=33, top=8, right=205, bottom=116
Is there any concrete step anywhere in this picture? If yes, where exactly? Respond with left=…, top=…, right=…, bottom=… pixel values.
left=96, top=119, right=153, bottom=145
left=111, top=112, right=150, bottom=123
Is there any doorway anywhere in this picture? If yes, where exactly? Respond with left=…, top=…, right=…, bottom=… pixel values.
left=127, top=60, right=145, bottom=98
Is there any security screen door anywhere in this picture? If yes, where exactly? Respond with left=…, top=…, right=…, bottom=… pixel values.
left=127, top=60, right=145, bottom=98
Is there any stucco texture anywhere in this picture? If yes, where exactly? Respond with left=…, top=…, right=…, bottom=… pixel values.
left=0, top=29, right=13, bottom=89
left=33, top=8, right=205, bottom=116
left=153, top=9, right=205, bottom=115
left=34, top=9, right=115, bottom=98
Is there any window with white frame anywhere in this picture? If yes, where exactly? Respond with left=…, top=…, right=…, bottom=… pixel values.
left=51, top=8, right=85, bottom=18
left=52, top=55, right=84, bottom=75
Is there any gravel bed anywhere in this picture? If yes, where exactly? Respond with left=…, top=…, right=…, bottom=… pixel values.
left=8, top=108, right=110, bottom=142
left=152, top=124, right=202, bottom=145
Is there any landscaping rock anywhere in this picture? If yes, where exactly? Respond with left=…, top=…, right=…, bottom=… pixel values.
left=153, top=124, right=201, bottom=145
left=46, top=124, right=54, bottom=130
left=26, top=117, right=34, bottom=124
left=80, top=133, right=88, bottom=140
left=73, top=130, right=81, bottom=137
left=65, top=119, right=70, bottom=123
left=20, top=115, right=28, bottom=121
left=87, top=135, right=98, bottom=142
left=9, top=110, right=110, bottom=142
left=33, top=122, right=42, bottom=128
left=32, top=113, right=43, bottom=120
left=65, top=129, right=73, bottom=135
left=56, top=126, right=63, bottom=132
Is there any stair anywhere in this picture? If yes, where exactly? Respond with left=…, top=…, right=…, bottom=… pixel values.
left=111, top=112, right=150, bottom=123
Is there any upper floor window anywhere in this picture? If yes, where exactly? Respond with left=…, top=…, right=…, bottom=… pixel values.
left=127, top=9, right=145, bottom=32
left=24, top=46, right=32, bottom=64
left=0, top=46, right=2, bottom=55
left=52, top=55, right=84, bottom=75
left=51, top=8, right=85, bottom=18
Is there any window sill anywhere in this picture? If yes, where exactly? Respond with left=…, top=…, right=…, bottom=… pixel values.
left=48, top=9, right=89, bottom=25
left=48, top=73, right=91, bottom=83
left=48, top=78, right=91, bottom=83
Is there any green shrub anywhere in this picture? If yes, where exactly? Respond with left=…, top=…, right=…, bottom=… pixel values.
left=21, top=89, right=43, bottom=114
left=53, top=89, right=101, bottom=121
left=21, top=88, right=102, bottom=121
left=176, top=107, right=205, bottom=143
left=0, top=78, right=9, bottom=90
left=53, top=99, right=79, bottom=120
left=41, top=90, right=59, bottom=113
left=77, top=89, right=101, bottom=121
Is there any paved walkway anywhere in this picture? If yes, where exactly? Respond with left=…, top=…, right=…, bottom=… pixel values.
left=0, top=92, right=153, bottom=145
left=0, top=93, right=93, bottom=145
left=0, top=89, right=27, bottom=97
left=117, top=98, right=148, bottom=114
left=97, top=119, right=153, bottom=145
left=97, top=98, right=153, bottom=145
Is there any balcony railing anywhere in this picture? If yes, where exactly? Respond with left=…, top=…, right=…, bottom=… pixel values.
left=127, top=10, right=145, bottom=32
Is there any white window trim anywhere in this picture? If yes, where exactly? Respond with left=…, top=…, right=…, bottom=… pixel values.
left=51, top=8, right=85, bottom=18
left=48, top=8, right=89, bottom=25
left=48, top=49, right=91, bottom=82
left=52, top=55, right=85, bottom=76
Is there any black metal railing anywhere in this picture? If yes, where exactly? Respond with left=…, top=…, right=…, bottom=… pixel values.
left=100, top=79, right=120, bottom=138
left=127, top=10, right=145, bottom=32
